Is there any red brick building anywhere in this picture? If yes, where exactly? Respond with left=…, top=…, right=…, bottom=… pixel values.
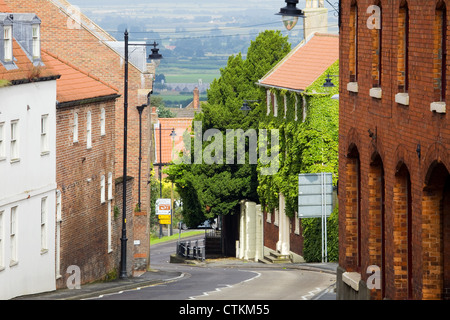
left=338, top=0, right=450, bottom=300
left=42, top=50, right=121, bottom=287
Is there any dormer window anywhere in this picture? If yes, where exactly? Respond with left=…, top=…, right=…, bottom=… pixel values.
left=4, top=26, right=12, bottom=62
left=32, top=24, right=40, bottom=60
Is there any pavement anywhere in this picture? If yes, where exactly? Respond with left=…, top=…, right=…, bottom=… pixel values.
left=12, top=259, right=337, bottom=300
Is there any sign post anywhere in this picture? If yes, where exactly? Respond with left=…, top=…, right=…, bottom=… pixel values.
left=298, top=173, right=333, bottom=263
left=156, top=199, right=172, bottom=236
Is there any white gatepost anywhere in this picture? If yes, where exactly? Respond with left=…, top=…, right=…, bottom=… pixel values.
left=239, top=200, right=246, bottom=259
left=277, top=193, right=290, bottom=255
left=255, top=204, right=264, bottom=262
left=245, top=201, right=256, bottom=260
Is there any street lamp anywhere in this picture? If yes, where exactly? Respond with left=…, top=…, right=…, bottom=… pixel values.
left=240, top=99, right=261, bottom=113
left=275, top=0, right=304, bottom=31
left=120, top=30, right=162, bottom=279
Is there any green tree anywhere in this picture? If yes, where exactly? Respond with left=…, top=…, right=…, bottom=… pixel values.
left=166, top=30, right=291, bottom=227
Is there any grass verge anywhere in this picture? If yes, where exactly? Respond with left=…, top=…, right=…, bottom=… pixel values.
left=150, top=230, right=205, bottom=246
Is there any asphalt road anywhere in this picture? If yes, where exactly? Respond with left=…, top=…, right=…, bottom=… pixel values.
left=91, top=234, right=336, bottom=300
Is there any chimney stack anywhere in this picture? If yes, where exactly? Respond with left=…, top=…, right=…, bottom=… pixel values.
left=193, top=87, right=199, bottom=109
left=303, top=0, right=328, bottom=40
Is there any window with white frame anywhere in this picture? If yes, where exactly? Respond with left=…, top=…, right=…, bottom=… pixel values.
left=10, top=206, right=17, bottom=264
left=108, top=172, right=113, bottom=200
left=41, top=115, right=49, bottom=154
left=86, top=111, right=92, bottom=149
left=0, top=210, right=4, bottom=269
left=100, top=108, right=106, bottom=136
left=41, top=197, right=47, bottom=251
left=0, top=122, right=5, bottom=160
left=10, top=120, right=19, bottom=161
left=4, top=26, right=12, bottom=62
left=32, top=24, right=40, bottom=59
left=73, top=112, right=78, bottom=143
left=100, top=175, right=105, bottom=204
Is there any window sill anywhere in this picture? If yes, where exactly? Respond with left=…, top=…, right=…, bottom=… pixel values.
left=395, top=93, right=410, bottom=106
left=347, top=82, right=359, bottom=93
left=369, top=87, right=382, bottom=99
left=10, top=260, right=19, bottom=267
left=342, top=271, right=361, bottom=291
left=431, top=101, right=446, bottom=114
left=0, top=266, right=5, bottom=272
left=10, top=158, right=20, bottom=164
left=41, top=151, right=50, bottom=156
left=41, top=249, right=48, bottom=255
left=0, top=157, right=6, bottom=162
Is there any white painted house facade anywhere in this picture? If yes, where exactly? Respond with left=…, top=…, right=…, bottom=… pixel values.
left=0, top=12, right=59, bottom=300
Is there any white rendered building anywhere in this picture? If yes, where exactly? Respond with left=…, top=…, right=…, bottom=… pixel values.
left=0, top=12, right=59, bottom=300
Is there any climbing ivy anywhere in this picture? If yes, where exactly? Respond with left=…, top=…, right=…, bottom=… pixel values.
left=257, top=60, right=340, bottom=262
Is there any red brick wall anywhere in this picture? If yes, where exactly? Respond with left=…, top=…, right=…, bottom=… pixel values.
left=339, top=0, right=450, bottom=300
left=56, top=99, right=117, bottom=288
left=263, top=209, right=304, bottom=257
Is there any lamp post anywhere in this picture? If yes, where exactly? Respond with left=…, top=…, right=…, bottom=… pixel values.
left=119, top=29, right=130, bottom=279
left=120, top=30, right=162, bottom=279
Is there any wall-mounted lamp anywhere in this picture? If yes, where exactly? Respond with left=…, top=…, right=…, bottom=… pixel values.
left=240, top=99, right=261, bottom=113
left=275, top=0, right=304, bottom=31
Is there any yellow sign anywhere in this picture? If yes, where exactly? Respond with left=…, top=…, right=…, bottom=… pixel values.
left=159, top=217, right=172, bottom=225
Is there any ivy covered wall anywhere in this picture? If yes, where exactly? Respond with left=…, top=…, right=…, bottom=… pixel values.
left=257, top=60, right=339, bottom=262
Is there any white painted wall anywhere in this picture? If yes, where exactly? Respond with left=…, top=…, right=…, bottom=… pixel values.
left=0, top=81, right=57, bottom=300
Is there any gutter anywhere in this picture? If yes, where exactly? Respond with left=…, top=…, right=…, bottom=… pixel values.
left=56, top=94, right=121, bottom=109
left=10, top=75, right=61, bottom=86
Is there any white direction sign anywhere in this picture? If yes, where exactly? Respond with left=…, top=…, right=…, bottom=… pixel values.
left=156, top=198, right=172, bottom=215
left=298, top=173, right=333, bottom=218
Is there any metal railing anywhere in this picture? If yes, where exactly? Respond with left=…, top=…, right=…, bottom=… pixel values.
left=176, top=239, right=205, bottom=261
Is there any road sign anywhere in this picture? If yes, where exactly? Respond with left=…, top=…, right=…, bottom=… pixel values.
left=298, top=172, right=333, bottom=218
left=159, top=217, right=172, bottom=225
left=298, top=172, right=334, bottom=263
left=156, top=198, right=171, bottom=215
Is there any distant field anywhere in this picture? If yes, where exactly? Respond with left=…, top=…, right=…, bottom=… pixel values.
left=164, top=72, right=219, bottom=84
left=157, top=56, right=226, bottom=84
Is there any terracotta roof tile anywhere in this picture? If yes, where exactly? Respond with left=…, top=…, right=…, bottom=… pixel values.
left=0, top=0, right=10, bottom=12
left=258, top=33, right=339, bottom=91
left=41, top=50, right=119, bottom=103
